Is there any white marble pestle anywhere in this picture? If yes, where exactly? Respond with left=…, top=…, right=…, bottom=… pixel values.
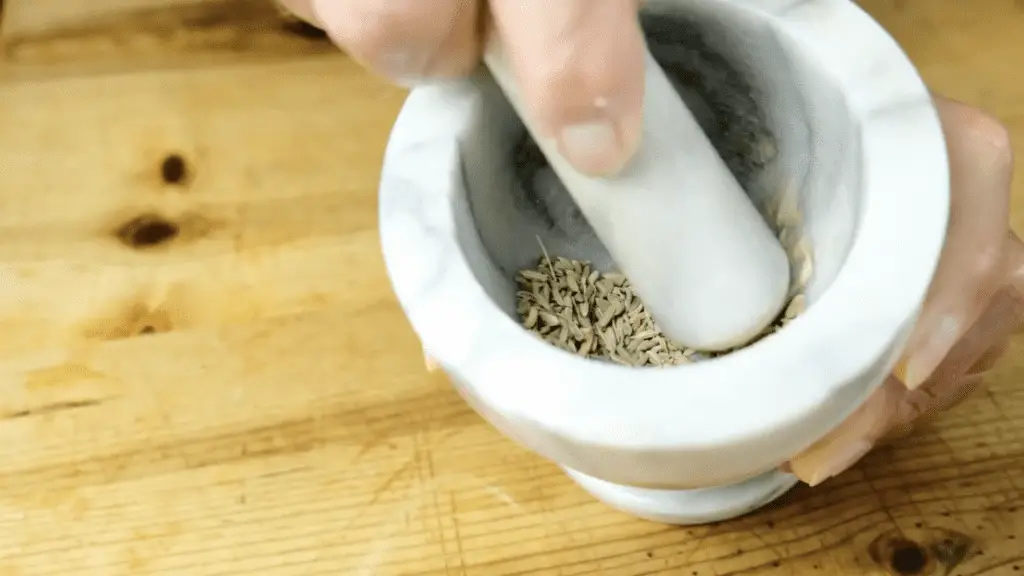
left=483, top=40, right=791, bottom=352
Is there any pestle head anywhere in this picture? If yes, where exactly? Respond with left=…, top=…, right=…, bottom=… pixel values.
left=484, top=40, right=791, bottom=352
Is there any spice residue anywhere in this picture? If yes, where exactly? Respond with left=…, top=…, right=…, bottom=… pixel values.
left=515, top=252, right=806, bottom=367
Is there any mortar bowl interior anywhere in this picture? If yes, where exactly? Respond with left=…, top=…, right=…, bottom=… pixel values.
left=379, top=0, right=948, bottom=488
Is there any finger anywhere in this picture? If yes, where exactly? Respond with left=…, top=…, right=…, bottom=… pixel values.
left=902, top=372, right=986, bottom=424
left=924, top=276, right=1024, bottom=385
left=884, top=276, right=1024, bottom=437
left=787, top=377, right=904, bottom=486
left=311, top=0, right=482, bottom=83
left=882, top=373, right=986, bottom=442
left=787, top=371, right=984, bottom=486
left=895, top=96, right=1014, bottom=389
left=883, top=275, right=1023, bottom=437
left=488, top=0, right=645, bottom=175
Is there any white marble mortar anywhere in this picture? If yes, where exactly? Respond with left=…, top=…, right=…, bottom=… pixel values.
left=379, top=0, right=949, bottom=524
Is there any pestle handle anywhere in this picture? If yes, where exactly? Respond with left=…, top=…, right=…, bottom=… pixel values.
left=484, top=37, right=791, bottom=351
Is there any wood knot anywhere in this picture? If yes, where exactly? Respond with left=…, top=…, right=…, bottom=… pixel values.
left=116, top=214, right=179, bottom=249
left=870, top=534, right=933, bottom=575
left=890, top=541, right=928, bottom=575
left=869, top=527, right=974, bottom=576
left=160, top=153, right=189, bottom=185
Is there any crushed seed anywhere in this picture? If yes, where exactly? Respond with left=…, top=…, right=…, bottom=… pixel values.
left=516, top=224, right=812, bottom=367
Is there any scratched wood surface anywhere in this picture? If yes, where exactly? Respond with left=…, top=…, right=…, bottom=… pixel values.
left=0, top=0, right=1020, bottom=574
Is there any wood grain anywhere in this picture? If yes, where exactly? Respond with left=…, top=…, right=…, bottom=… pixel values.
left=0, top=0, right=1021, bottom=575
left=0, top=0, right=333, bottom=81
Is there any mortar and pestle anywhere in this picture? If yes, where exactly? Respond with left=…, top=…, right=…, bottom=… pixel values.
left=379, top=0, right=949, bottom=524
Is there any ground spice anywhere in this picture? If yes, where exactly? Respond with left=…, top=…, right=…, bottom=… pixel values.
left=516, top=224, right=812, bottom=366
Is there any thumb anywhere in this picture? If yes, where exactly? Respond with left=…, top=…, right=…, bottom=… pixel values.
left=488, top=0, right=645, bottom=176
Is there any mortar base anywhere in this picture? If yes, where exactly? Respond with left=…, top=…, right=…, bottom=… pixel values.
left=563, top=467, right=799, bottom=525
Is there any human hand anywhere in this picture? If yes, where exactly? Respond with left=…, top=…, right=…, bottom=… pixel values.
left=276, top=0, right=645, bottom=176
left=788, top=94, right=1023, bottom=487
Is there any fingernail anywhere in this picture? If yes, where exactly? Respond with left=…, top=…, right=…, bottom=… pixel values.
left=903, top=314, right=961, bottom=390
left=558, top=121, right=630, bottom=176
left=807, top=440, right=873, bottom=487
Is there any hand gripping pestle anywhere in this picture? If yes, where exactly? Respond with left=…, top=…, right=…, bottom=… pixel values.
left=484, top=39, right=792, bottom=352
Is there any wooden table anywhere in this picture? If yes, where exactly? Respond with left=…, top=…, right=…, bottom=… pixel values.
left=0, top=1, right=1020, bottom=574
